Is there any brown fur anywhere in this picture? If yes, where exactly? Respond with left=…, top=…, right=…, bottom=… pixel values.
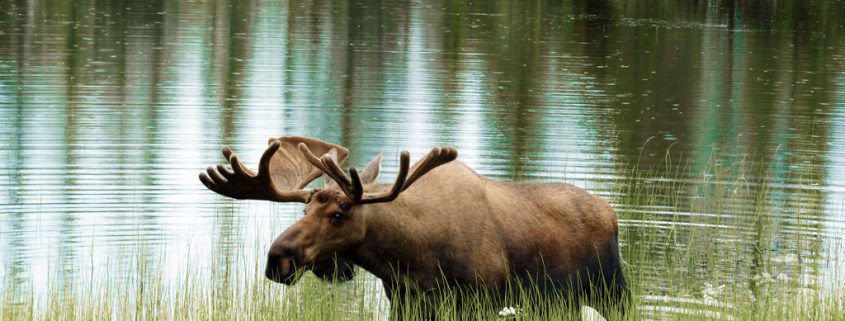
left=201, top=137, right=628, bottom=319
left=268, top=161, right=628, bottom=318
left=352, top=162, right=619, bottom=286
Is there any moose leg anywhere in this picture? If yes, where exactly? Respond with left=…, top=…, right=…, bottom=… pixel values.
left=576, top=236, right=629, bottom=321
left=586, top=264, right=630, bottom=321
left=385, top=285, right=438, bottom=321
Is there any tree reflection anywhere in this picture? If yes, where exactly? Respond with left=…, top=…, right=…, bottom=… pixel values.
left=0, top=0, right=843, bottom=315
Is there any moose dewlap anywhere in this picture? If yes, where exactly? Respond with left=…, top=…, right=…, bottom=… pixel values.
left=199, top=136, right=629, bottom=319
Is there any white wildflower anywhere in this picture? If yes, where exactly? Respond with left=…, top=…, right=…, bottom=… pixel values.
left=498, top=306, right=521, bottom=318
left=702, top=282, right=725, bottom=298
left=703, top=294, right=718, bottom=306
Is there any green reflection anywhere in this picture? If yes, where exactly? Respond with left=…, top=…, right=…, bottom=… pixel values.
left=0, top=0, right=843, bottom=318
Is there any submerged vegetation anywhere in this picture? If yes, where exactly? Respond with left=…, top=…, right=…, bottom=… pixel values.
left=2, top=150, right=843, bottom=321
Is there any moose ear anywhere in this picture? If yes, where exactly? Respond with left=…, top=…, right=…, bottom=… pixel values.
left=359, top=152, right=382, bottom=185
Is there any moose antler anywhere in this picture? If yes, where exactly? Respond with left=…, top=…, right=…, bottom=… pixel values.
left=298, top=144, right=458, bottom=205
left=402, top=146, right=459, bottom=192
left=199, top=136, right=349, bottom=203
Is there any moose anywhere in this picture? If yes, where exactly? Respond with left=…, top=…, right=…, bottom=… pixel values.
left=199, top=136, right=629, bottom=319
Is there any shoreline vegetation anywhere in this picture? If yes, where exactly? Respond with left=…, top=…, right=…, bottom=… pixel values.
left=2, top=249, right=842, bottom=321
left=3, top=151, right=843, bottom=320
left=2, top=244, right=841, bottom=321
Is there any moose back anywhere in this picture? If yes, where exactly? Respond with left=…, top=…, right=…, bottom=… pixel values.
left=199, top=136, right=628, bottom=318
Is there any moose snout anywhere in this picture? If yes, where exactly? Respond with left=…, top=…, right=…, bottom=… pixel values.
left=265, top=242, right=304, bottom=284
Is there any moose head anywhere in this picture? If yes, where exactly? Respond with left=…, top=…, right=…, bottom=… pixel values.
left=198, top=136, right=457, bottom=285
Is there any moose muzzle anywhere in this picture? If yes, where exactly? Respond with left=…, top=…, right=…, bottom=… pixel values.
left=265, top=239, right=305, bottom=284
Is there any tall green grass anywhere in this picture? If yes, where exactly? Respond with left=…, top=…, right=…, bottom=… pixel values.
left=2, top=251, right=841, bottom=321
left=2, top=150, right=843, bottom=320
left=612, top=146, right=843, bottom=321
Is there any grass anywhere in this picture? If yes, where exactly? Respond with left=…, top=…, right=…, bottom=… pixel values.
left=2, top=150, right=844, bottom=320
left=2, top=254, right=842, bottom=321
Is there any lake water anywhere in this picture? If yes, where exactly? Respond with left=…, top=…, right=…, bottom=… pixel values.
left=1, top=0, right=844, bottom=319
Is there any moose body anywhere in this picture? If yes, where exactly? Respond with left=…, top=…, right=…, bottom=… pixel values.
left=351, top=162, right=623, bottom=294
left=199, top=136, right=628, bottom=319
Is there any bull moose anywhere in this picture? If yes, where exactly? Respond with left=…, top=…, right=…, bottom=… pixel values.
left=199, top=136, right=629, bottom=319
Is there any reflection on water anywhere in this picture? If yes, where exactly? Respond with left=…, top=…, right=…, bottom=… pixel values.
left=1, top=0, right=844, bottom=318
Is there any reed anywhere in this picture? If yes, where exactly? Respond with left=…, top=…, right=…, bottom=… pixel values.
left=2, top=150, right=842, bottom=320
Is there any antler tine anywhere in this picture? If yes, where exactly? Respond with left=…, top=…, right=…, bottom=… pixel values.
left=298, top=143, right=360, bottom=199
left=358, top=151, right=411, bottom=204
left=321, top=154, right=352, bottom=187
left=348, top=167, right=364, bottom=203
left=199, top=141, right=311, bottom=203
left=295, top=144, right=455, bottom=205
left=298, top=143, right=331, bottom=173
left=400, top=148, right=438, bottom=191
left=401, top=146, right=458, bottom=191
left=321, top=154, right=360, bottom=198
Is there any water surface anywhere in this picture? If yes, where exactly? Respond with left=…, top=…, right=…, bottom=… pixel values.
left=1, top=0, right=844, bottom=318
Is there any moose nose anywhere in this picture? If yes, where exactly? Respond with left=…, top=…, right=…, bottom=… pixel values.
left=265, top=244, right=301, bottom=283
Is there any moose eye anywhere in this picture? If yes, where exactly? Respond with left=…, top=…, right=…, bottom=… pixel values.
left=330, top=212, right=343, bottom=224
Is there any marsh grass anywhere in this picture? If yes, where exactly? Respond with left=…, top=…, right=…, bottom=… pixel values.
left=2, top=150, right=843, bottom=320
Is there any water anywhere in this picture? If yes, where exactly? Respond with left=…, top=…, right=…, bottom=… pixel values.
left=1, top=0, right=844, bottom=318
